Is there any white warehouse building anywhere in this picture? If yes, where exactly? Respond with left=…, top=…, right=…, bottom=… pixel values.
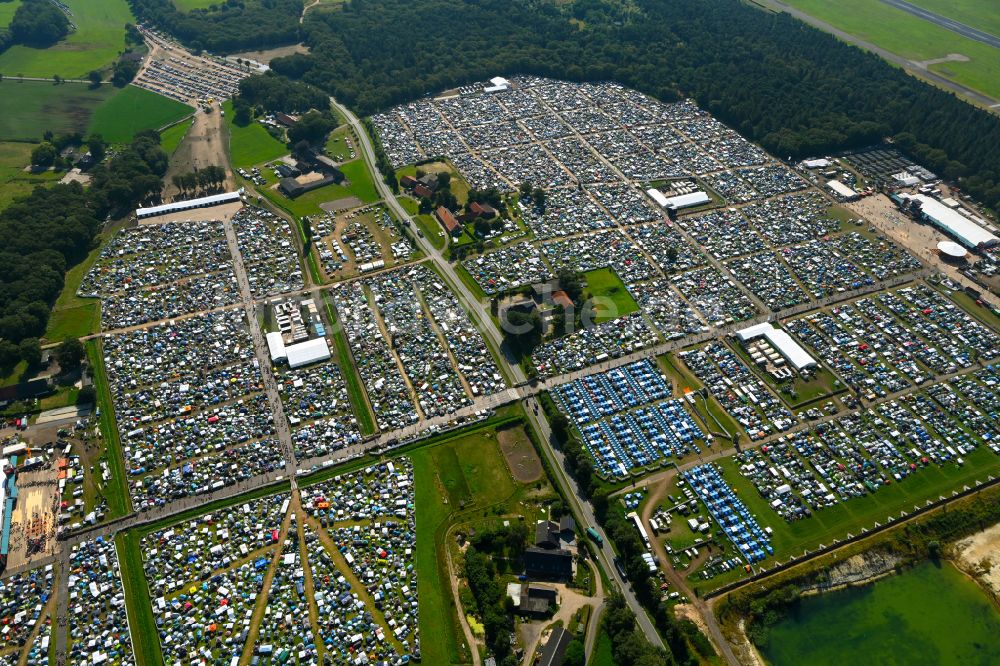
left=735, top=322, right=817, bottom=372
left=899, top=193, right=999, bottom=250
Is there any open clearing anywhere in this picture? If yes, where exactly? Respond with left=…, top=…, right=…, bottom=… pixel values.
left=584, top=267, right=640, bottom=323
left=0, top=0, right=22, bottom=29
left=953, top=522, right=1000, bottom=595
left=88, top=86, right=192, bottom=143
left=223, top=100, right=288, bottom=168
left=0, top=142, right=60, bottom=207
left=497, top=424, right=543, bottom=482
left=0, top=81, right=114, bottom=141
left=780, top=0, right=1000, bottom=101
left=0, top=0, right=134, bottom=78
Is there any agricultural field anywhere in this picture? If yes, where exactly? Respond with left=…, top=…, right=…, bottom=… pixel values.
left=87, top=86, right=192, bottom=143
left=0, top=0, right=134, bottom=78
left=781, top=0, right=1000, bottom=101
left=0, top=81, right=114, bottom=141
left=0, top=141, right=60, bottom=208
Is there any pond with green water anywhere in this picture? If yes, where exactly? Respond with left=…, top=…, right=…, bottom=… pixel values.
left=759, top=560, right=1000, bottom=666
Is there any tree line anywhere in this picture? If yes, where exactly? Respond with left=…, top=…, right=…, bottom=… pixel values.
left=0, top=131, right=171, bottom=369
left=262, top=0, right=1000, bottom=212
left=127, top=0, right=302, bottom=54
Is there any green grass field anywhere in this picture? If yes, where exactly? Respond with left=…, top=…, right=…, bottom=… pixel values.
left=412, top=427, right=522, bottom=665
left=159, top=118, right=193, bottom=155
left=0, top=80, right=115, bottom=141
left=43, top=236, right=105, bottom=343
left=88, top=86, right=192, bottom=143
left=0, top=0, right=134, bottom=78
left=224, top=101, right=289, bottom=168
left=0, top=141, right=60, bottom=207
left=909, top=0, right=1000, bottom=38
left=85, top=339, right=130, bottom=517
left=173, top=0, right=219, bottom=10
left=782, top=0, right=1000, bottom=102
left=0, top=1, right=22, bottom=29
left=583, top=267, right=639, bottom=323
left=695, top=448, right=1000, bottom=591
left=324, top=300, right=377, bottom=435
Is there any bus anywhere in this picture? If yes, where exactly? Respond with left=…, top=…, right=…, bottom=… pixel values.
left=586, top=527, right=603, bottom=545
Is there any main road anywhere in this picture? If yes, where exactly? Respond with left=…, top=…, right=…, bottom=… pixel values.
left=329, top=98, right=671, bottom=653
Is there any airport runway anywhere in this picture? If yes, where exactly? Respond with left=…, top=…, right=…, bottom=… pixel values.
left=879, top=0, right=1000, bottom=50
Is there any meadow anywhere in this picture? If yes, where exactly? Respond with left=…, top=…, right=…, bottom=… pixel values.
left=0, top=0, right=134, bottom=78
left=223, top=100, right=288, bottom=168
left=582, top=267, right=639, bottom=323
left=88, top=86, right=192, bottom=143
left=782, top=0, right=1000, bottom=101
left=0, top=141, right=60, bottom=207
left=0, top=81, right=114, bottom=141
left=0, top=0, right=21, bottom=29
left=693, top=447, right=1000, bottom=592
left=158, top=118, right=193, bottom=155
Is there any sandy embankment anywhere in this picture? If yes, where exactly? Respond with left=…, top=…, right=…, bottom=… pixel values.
left=952, top=522, right=1000, bottom=599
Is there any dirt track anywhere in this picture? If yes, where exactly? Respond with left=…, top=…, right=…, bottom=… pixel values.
left=163, top=107, right=234, bottom=200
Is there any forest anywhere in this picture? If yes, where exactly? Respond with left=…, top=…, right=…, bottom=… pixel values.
left=127, top=0, right=302, bottom=53
left=254, top=0, right=1000, bottom=212
left=0, top=0, right=70, bottom=53
left=0, top=131, right=170, bottom=367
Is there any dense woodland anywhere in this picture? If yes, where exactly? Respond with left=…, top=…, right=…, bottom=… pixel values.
left=0, top=132, right=170, bottom=368
left=0, top=0, right=70, bottom=53
left=127, top=0, right=302, bottom=53
left=265, top=0, right=1000, bottom=211
left=236, top=74, right=329, bottom=115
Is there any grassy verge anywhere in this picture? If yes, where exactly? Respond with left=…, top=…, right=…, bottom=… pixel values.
left=116, top=531, right=161, bottom=666
left=324, top=300, right=377, bottom=435
left=158, top=118, right=194, bottom=155
left=413, top=213, right=447, bottom=250
left=85, top=339, right=130, bottom=517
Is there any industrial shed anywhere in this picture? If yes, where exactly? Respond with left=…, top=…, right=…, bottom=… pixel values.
left=136, top=191, right=242, bottom=220
left=899, top=193, right=999, bottom=249
left=735, top=322, right=816, bottom=372
left=285, top=337, right=331, bottom=369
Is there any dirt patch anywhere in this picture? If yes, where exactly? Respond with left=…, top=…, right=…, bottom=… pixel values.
left=320, top=196, right=363, bottom=213
left=953, top=522, right=1000, bottom=596
left=497, top=427, right=542, bottom=483
left=229, top=44, right=310, bottom=67
left=163, top=106, right=233, bottom=199
left=5, top=467, right=59, bottom=569
left=913, top=53, right=970, bottom=69
left=675, top=603, right=710, bottom=636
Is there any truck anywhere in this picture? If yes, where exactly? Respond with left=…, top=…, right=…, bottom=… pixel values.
left=586, top=527, right=603, bottom=545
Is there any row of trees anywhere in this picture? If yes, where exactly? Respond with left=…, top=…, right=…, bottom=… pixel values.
left=463, top=546, right=517, bottom=666
left=0, top=131, right=170, bottom=363
left=266, top=0, right=1000, bottom=212
left=128, top=0, right=303, bottom=54
left=170, top=165, right=227, bottom=196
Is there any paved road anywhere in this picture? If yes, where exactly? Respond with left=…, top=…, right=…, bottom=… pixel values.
left=879, top=0, right=1000, bottom=49
left=329, top=97, right=670, bottom=653
left=758, top=0, right=1000, bottom=112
